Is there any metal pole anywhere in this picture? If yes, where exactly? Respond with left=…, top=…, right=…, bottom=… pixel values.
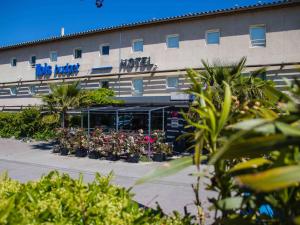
left=81, top=110, right=83, bottom=128
left=162, top=108, right=165, bottom=131
left=148, top=111, right=151, bottom=158
left=87, top=107, right=90, bottom=139
left=116, top=111, right=119, bottom=131
left=62, top=112, right=65, bottom=128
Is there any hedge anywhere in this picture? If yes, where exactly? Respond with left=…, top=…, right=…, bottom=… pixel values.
left=0, top=108, right=58, bottom=140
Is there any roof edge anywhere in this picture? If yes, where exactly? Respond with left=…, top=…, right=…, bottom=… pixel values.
left=0, top=0, right=298, bottom=51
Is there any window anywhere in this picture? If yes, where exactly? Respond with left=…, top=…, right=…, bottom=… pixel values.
left=74, top=48, right=82, bottom=59
left=10, top=87, right=17, bottom=96
left=50, top=51, right=58, bottom=62
left=29, top=85, right=36, bottom=95
left=11, top=58, right=17, bottom=67
left=250, top=25, right=266, bottom=47
left=30, top=55, right=36, bottom=67
left=206, top=30, right=220, bottom=45
left=101, top=45, right=110, bottom=55
left=100, top=80, right=109, bottom=89
left=166, top=35, right=179, bottom=48
left=166, top=77, right=179, bottom=89
left=132, top=79, right=143, bottom=96
left=132, top=39, right=143, bottom=52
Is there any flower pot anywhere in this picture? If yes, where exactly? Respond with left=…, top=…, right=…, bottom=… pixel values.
left=107, top=153, right=119, bottom=161
left=75, top=148, right=88, bottom=157
left=152, top=153, right=166, bottom=162
left=88, top=150, right=100, bottom=159
left=60, top=148, right=69, bottom=156
left=52, top=145, right=61, bottom=153
left=127, top=154, right=140, bottom=163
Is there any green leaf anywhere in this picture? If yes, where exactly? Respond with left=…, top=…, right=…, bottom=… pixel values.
left=229, top=158, right=272, bottom=173
left=217, top=82, right=231, bottom=134
left=215, top=197, right=243, bottom=210
left=263, top=85, right=290, bottom=102
left=236, top=165, right=300, bottom=192
left=210, top=133, right=300, bottom=163
left=0, top=197, right=15, bottom=223
left=135, top=157, right=193, bottom=185
left=294, top=216, right=300, bottom=225
left=275, top=122, right=300, bottom=136
left=228, top=119, right=275, bottom=134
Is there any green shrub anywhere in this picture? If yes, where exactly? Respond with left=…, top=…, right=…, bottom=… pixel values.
left=0, top=112, right=21, bottom=138
left=0, top=171, right=193, bottom=225
left=0, top=108, right=59, bottom=140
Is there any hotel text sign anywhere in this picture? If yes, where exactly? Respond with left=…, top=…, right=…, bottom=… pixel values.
left=36, top=63, right=80, bottom=79
left=120, top=57, right=152, bottom=69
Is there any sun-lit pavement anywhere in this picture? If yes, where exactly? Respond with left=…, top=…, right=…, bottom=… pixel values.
left=0, top=138, right=215, bottom=223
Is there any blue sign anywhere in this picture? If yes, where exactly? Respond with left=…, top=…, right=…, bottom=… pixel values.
left=36, top=63, right=52, bottom=77
left=36, top=63, right=80, bottom=79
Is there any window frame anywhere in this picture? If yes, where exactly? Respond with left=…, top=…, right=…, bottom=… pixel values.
left=249, top=24, right=266, bottom=48
left=50, top=51, right=58, bottom=62
left=132, top=78, right=144, bottom=96
left=166, top=76, right=179, bottom=89
left=132, top=39, right=144, bottom=53
left=11, top=57, right=17, bottom=67
left=29, top=55, right=37, bottom=67
left=166, top=34, right=180, bottom=49
left=100, top=44, right=110, bottom=56
left=205, top=29, right=220, bottom=45
left=73, top=48, right=82, bottom=59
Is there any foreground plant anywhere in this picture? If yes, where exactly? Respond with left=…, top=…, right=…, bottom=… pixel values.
left=0, top=171, right=193, bottom=225
left=136, top=58, right=291, bottom=224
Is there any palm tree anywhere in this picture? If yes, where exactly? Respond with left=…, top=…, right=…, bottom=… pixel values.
left=42, top=81, right=88, bottom=128
left=187, top=57, right=288, bottom=108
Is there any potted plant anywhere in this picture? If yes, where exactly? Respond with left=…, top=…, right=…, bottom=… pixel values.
left=153, top=143, right=172, bottom=162
left=106, top=131, right=127, bottom=161
left=151, top=130, right=172, bottom=162
left=125, top=133, right=145, bottom=163
left=74, top=129, right=88, bottom=157
left=55, top=128, right=71, bottom=156
left=88, top=128, right=103, bottom=159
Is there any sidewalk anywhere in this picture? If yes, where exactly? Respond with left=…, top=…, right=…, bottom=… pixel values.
left=0, top=138, right=214, bottom=222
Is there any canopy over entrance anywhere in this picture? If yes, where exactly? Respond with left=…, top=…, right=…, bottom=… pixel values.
left=67, top=105, right=169, bottom=134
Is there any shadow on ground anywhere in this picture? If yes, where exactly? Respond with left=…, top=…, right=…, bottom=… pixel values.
left=31, top=141, right=55, bottom=151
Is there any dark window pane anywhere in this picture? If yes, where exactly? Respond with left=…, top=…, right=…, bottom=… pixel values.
left=101, top=81, right=109, bottom=89
left=102, top=46, right=110, bottom=55
left=74, top=49, right=82, bottom=59
left=31, top=56, right=36, bottom=65
left=11, top=58, right=17, bottom=67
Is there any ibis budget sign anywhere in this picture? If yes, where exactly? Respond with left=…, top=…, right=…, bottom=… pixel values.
left=36, top=63, right=80, bottom=79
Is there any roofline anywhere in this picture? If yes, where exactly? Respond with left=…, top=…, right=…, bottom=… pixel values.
left=0, top=0, right=299, bottom=52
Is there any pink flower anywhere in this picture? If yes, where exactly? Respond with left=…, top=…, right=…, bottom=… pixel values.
left=144, top=136, right=155, bottom=143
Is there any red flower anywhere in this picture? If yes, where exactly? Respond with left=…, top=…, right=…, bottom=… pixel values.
left=144, top=136, right=155, bottom=143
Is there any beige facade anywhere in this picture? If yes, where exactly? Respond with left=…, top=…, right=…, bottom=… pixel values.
left=0, top=2, right=300, bottom=108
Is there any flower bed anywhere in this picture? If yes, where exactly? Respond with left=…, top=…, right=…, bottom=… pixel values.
left=54, top=128, right=172, bottom=163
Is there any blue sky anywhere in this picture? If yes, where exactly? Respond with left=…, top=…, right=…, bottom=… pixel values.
left=0, top=0, right=276, bottom=47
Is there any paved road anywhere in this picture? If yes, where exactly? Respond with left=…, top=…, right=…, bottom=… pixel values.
left=0, top=138, right=214, bottom=223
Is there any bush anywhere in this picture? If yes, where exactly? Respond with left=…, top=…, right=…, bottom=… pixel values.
left=0, top=108, right=59, bottom=140
left=0, top=171, right=193, bottom=224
